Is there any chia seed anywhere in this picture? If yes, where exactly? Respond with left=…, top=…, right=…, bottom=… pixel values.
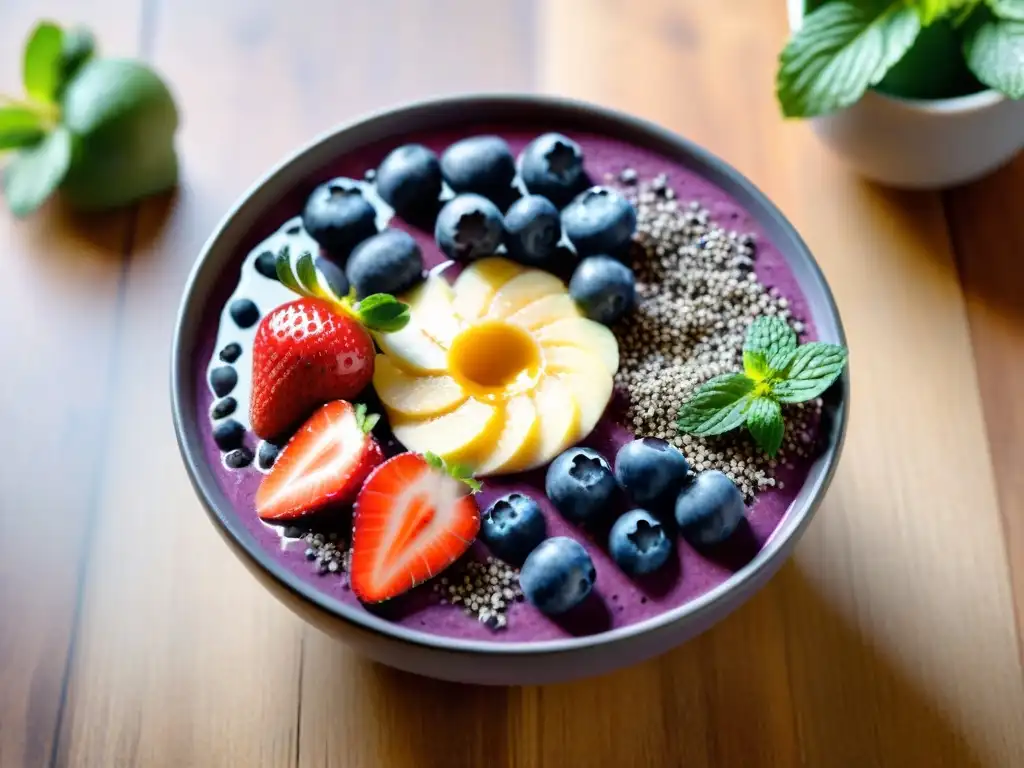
left=614, top=177, right=822, bottom=499
left=433, top=556, right=522, bottom=629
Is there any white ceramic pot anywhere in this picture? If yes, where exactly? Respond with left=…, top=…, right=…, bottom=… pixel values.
left=787, top=0, right=1024, bottom=189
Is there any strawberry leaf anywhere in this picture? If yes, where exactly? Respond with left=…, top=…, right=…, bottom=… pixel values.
left=2, top=126, right=72, bottom=217
left=423, top=451, right=444, bottom=471
left=295, top=250, right=329, bottom=299
left=275, top=246, right=306, bottom=295
left=420, top=452, right=482, bottom=493
left=358, top=294, right=411, bottom=333
left=0, top=107, right=45, bottom=151
left=353, top=403, right=381, bottom=434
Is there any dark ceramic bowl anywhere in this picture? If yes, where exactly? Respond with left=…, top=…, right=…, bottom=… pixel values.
left=171, top=95, right=848, bottom=686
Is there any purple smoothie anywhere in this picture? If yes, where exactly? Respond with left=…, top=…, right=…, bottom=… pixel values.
left=194, top=125, right=821, bottom=643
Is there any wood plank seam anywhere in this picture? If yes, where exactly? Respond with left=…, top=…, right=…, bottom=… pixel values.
left=48, top=1, right=157, bottom=761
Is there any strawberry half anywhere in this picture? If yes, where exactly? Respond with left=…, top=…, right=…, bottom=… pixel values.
left=250, top=298, right=375, bottom=441
left=255, top=400, right=384, bottom=522
left=350, top=452, right=481, bottom=603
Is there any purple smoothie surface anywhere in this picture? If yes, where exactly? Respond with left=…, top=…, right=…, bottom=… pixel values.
left=193, top=125, right=821, bottom=643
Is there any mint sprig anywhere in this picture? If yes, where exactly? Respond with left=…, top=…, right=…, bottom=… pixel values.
left=1, top=20, right=179, bottom=217
left=274, top=246, right=411, bottom=333
left=423, top=452, right=483, bottom=494
left=777, top=0, right=1024, bottom=118
left=676, top=316, right=848, bottom=457
left=776, top=1, right=921, bottom=118
left=963, top=5, right=1024, bottom=98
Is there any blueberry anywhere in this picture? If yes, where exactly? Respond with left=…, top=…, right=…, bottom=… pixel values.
left=503, top=195, right=562, bottom=267
left=519, top=536, right=596, bottom=615
left=562, top=186, right=637, bottom=257
left=480, top=493, right=547, bottom=565
left=345, top=229, right=424, bottom=298
left=519, top=133, right=587, bottom=208
left=674, top=470, right=746, bottom=547
left=254, top=250, right=279, bottom=280
left=225, top=447, right=254, bottom=469
left=608, top=509, right=672, bottom=575
left=301, top=180, right=378, bottom=258
left=569, top=256, right=636, bottom=326
left=213, top=419, right=245, bottom=451
left=258, top=441, right=281, bottom=470
left=375, top=143, right=442, bottom=216
left=218, top=343, right=242, bottom=363
left=209, top=365, right=237, bottom=397
left=211, top=397, right=237, bottom=420
left=440, top=135, right=516, bottom=201
left=229, top=298, right=260, bottom=329
left=614, top=438, right=691, bottom=508
left=545, top=447, right=617, bottom=524
left=434, top=194, right=504, bottom=262
left=315, top=256, right=349, bottom=298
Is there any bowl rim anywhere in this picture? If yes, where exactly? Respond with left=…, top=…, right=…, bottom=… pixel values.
left=785, top=0, right=1005, bottom=114
left=171, top=93, right=849, bottom=657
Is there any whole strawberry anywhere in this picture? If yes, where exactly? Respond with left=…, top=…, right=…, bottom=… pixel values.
left=249, top=248, right=411, bottom=441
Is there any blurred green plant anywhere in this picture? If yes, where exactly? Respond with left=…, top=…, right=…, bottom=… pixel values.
left=777, top=0, right=1024, bottom=118
left=0, top=21, right=179, bottom=217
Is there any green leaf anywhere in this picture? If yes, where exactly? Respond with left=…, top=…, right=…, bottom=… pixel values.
left=777, top=1, right=922, bottom=117
left=963, top=8, right=1024, bottom=98
left=2, top=126, right=72, bottom=217
left=353, top=403, right=381, bottom=434
left=358, top=294, right=411, bottom=333
left=772, top=342, right=848, bottom=403
left=743, top=349, right=770, bottom=380
left=58, top=26, right=96, bottom=94
left=423, top=452, right=444, bottom=471
left=677, top=373, right=755, bottom=437
left=916, top=0, right=977, bottom=25
left=23, top=21, right=64, bottom=103
left=59, top=58, right=179, bottom=210
left=275, top=247, right=305, bottom=295
left=745, top=397, right=785, bottom=457
left=988, top=0, right=1024, bottom=21
left=295, top=251, right=328, bottom=298
left=744, top=316, right=797, bottom=363
left=0, top=107, right=45, bottom=150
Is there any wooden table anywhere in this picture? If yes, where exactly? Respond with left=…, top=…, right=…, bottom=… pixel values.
left=3, top=1, right=1023, bottom=765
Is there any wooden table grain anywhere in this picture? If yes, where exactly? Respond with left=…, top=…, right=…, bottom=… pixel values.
left=2, top=1, right=1023, bottom=765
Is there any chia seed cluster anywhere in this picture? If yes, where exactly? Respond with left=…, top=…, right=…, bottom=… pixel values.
left=610, top=171, right=821, bottom=499
left=298, top=529, right=350, bottom=575
left=433, top=556, right=524, bottom=629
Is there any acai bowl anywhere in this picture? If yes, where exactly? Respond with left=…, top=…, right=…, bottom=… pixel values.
left=171, top=95, right=848, bottom=686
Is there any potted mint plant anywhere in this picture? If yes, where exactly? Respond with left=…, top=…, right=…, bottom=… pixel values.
left=0, top=21, right=179, bottom=218
left=780, top=0, right=1024, bottom=189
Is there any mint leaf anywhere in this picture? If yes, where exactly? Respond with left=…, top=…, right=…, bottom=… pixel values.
left=677, top=373, right=755, bottom=437
left=358, top=294, right=411, bottom=333
left=744, top=316, right=797, bottom=362
left=0, top=107, right=45, bottom=150
left=988, top=0, right=1024, bottom=21
left=23, top=21, right=64, bottom=104
left=743, top=349, right=770, bottom=380
left=60, top=58, right=179, bottom=210
left=963, top=8, right=1024, bottom=97
left=746, top=397, right=785, bottom=457
left=772, top=342, right=848, bottom=403
left=777, top=1, right=922, bottom=117
left=2, top=126, right=71, bottom=217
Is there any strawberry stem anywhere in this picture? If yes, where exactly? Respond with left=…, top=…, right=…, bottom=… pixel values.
left=275, top=246, right=410, bottom=332
left=422, top=452, right=483, bottom=494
